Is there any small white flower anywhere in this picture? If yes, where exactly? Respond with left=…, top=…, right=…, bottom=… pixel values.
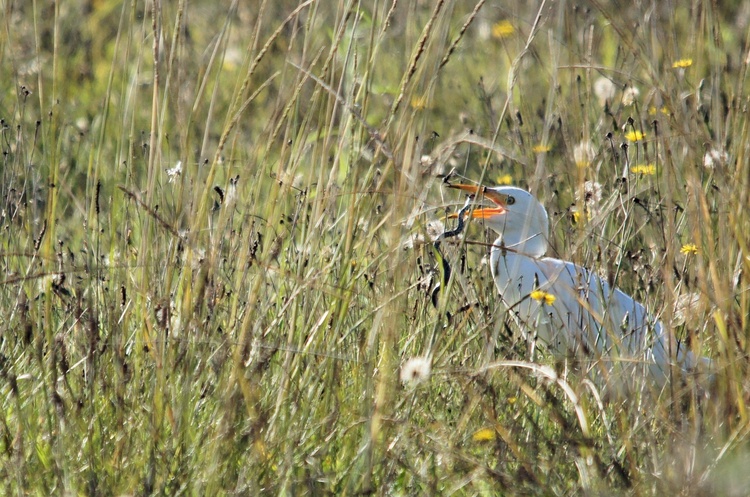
left=166, top=161, right=182, bottom=183
left=622, top=86, right=640, bottom=106
left=703, top=148, right=728, bottom=169
left=400, top=357, right=432, bottom=386
left=593, top=77, right=616, bottom=107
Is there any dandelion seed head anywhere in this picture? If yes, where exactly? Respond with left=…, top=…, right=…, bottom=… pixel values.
left=576, top=181, right=603, bottom=205
left=593, top=77, right=616, bottom=107
left=621, top=86, right=640, bottom=106
left=400, top=357, right=432, bottom=386
left=703, top=148, right=728, bottom=169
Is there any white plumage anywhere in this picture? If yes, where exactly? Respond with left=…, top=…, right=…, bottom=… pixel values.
left=450, top=184, right=706, bottom=387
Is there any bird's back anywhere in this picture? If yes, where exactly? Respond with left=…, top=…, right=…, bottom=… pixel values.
left=490, top=245, right=693, bottom=385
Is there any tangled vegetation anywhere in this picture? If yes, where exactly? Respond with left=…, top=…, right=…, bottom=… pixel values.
left=1, top=1, right=749, bottom=494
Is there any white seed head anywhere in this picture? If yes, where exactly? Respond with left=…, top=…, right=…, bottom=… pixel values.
left=166, top=161, right=182, bottom=183
left=621, top=86, right=640, bottom=106
left=703, top=148, right=728, bottom=169
left=400, top=357, right=432, bottom=386
left=576, top=180, right=603, bottom=205
left=593, top=77, right=616, bottom=106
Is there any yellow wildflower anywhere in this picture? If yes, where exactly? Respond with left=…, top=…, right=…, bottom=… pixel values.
left=530, top=290, right=556, bottom=305
left=648, top=106, right=670, bottom=116
left=570, top=207, right=585, bottom=224
left=532, top=144, right=551, bottom=153
left=410, top=95, right=429, bottom=110
left=492, top=20, right=515, bottom=39
left=680, top=244, right=699, bottom=255
left=630, top=164, right=656, bottom=175
left=625, top=130, right=645, bottom=142
left=496, top=174, right=513, bottom=185
left=673, top=58, right=693, bottom=68
left=472, top=427, right=496, bottom=442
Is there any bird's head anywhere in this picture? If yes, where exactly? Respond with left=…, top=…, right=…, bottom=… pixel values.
left=448, top=184, right=549, bottom=257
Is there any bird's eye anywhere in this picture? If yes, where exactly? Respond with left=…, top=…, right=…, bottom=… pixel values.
left=506, top=195, right=516, bottom=205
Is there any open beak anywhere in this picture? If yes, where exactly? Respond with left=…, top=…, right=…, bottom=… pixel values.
left=447, top=183, right=508, bottom=219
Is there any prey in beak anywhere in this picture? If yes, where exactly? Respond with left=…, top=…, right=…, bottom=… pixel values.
left=447, top=183, right=508, bottom=219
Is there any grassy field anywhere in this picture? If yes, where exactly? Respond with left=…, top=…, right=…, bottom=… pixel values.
left=2, top=0, right=750, bottom=494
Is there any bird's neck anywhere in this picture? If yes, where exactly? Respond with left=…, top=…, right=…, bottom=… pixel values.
left=496, top=231, right=547, bottom=258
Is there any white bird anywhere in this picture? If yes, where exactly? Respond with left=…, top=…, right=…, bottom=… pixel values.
left=449, top=183, right=707, bottom=389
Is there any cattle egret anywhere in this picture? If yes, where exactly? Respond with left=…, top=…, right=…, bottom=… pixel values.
left=449, top=183, right=708, bottom=388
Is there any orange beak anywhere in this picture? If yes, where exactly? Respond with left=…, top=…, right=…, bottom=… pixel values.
left=447, top=183, right=508, bottom=219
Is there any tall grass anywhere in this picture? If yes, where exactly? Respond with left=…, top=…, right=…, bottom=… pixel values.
left=1, top=0, right=749, bottom=494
